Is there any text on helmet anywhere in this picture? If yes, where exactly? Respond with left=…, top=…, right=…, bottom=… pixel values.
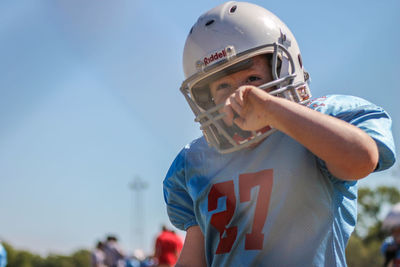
left=203, top=49, right=227, bottom=66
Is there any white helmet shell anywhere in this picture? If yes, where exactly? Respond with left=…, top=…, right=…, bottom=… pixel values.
left=181, top=1, right=311, bottom=153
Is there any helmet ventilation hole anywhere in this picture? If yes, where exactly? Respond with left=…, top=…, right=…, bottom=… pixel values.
left=205, top=20, right=215, bottom=26
left=298, top=54, right=303, bottom=68
left=230, top=5, right=237, bottom=13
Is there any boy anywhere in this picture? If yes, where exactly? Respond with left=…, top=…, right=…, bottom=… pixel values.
left=163, top=2, right=396, bottom=266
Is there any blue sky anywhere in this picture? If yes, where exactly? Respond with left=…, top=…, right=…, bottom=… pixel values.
left=0, top=0, right=399, bottom=256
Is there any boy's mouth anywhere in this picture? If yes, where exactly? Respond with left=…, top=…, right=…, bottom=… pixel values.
left=232, top=126, right=272, bottom=145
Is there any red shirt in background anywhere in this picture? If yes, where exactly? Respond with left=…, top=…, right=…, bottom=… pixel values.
left=155, top=230, right=183, bottom=266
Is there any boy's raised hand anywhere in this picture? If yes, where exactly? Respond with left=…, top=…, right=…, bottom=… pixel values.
left=223, top=85, right=272, bottom=131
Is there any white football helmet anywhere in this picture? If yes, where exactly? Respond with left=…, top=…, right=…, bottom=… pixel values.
left=181, top=1, right=311, bottom=154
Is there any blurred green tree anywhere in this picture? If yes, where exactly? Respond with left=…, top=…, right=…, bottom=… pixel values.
left=346, top=186, right=400, bottom=267
left=71, top=250, right=91, bottom=267
left=1, top=242, right=90, bottom=267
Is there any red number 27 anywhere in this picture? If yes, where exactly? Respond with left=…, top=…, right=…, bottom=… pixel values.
left=208, top=169, right=273, bottom=254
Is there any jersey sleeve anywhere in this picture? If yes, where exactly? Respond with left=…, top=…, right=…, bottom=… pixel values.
left=308, top=95, right=396, bottom=172
left=163, top=148, right=198, bottom=231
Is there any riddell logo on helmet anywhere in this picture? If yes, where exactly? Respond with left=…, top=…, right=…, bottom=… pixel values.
left=203, top=49, right=227, bottom=66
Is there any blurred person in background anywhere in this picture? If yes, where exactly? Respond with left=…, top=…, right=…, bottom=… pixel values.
left=382, top=226, right=400, bottom=267
left=91, top=241, right=106, bottom=267
left=104, top=235, right=126, bottom=267
left=0, top=241, right=6, bottom=267
left=154, top=226, right=183, bottom=267
left=382, top=203, right=400, bottom=267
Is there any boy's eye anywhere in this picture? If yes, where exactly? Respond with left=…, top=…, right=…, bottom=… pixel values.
left=246, top=76, right=261, bottom=83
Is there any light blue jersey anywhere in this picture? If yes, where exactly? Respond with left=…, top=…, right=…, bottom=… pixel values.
left=163, top=95, right=396, bottom=267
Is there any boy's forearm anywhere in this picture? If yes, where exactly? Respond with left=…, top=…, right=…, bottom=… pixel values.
left=266, top=96, right=378, bottom=180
